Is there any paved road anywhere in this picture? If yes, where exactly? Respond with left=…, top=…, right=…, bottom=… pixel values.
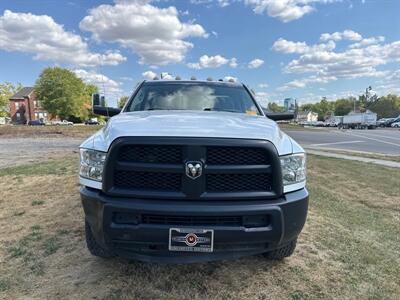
left=284, top=128, right=400, bottom=155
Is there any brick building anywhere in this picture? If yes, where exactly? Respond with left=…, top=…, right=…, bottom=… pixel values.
left=9, top=87, right=50, bottom=124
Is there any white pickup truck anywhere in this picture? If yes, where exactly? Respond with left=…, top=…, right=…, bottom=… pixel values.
left=79, top=79, right=308, bottom=263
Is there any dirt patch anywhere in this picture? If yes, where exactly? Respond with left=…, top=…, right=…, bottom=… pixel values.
left=0, top=125, right=101, bottom=138
left=0, top=137, right=82, bottom=169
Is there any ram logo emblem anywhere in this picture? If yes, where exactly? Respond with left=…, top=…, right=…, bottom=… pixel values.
left=185, top=161, right=202, bottom=179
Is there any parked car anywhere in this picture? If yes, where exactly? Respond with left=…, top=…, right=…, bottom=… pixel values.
left=28, top=120, right=45, bottom=126
left=80, top=79, right=308, bottom=263
left=377, top=118, right=394, bottom=127
left=391, top=122, right=400, bottom=128
left=85, top=119, right=100, bottom=125
left=51, top=120, right=73, bottom=126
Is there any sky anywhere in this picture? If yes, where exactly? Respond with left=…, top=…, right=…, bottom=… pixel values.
left=0, top=0, right=399, bottom=107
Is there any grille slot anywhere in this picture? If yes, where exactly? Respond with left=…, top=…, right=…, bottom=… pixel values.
left=207, top=173, right=271, bottom=192
left=142, top=215, right=242, bottom=226
left=118, top=145, right=182, bottom=164
left=207, top=147, right=268, bottom=165
left=114, top=170, right=181, bottom=191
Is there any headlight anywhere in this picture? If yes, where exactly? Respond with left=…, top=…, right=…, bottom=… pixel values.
left=79, top=149, right=107, bottom=181
left=280, top=153, right=306, bottom=189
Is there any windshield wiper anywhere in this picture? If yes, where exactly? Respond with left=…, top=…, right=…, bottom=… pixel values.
left=146, top=108, right=186, bottom=111
left=203, top=108, right=241, bottom=113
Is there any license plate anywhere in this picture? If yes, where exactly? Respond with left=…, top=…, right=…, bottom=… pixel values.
left=169, top=228, right=214, bottom=253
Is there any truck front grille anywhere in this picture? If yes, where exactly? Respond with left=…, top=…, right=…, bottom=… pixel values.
left=114, top=170, right=181, bottom=192
left=118, top=145, right=182, bottom=164
left=104, top=138, right=281, bottom=199
left=207, top=147, right=268, bottom=165
left=206, top=173, right=271, bottom=192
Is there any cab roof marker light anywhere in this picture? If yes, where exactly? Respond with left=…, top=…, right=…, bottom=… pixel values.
left=175, top=76, right=181, bottom=80
left=153, top=76, right=159, bottom=80
left=190, top=76, right=197, bottom=80
left=206, top=77, right=213, bottom=81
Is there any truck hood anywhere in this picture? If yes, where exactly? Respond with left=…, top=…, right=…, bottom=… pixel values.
left=80, top=111, right=299, bottom=156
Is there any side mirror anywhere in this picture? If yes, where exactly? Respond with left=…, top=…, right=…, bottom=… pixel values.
left=262, top=108, right=295, bottom=121
left=93, top=106, right=121, bottom=117
left=92, top=93, right=106, bottom=107
left=92, top=93, right=120, bottom=117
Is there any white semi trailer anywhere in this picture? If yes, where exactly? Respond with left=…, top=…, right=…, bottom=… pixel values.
left=339, top=112, right=377, bottom=129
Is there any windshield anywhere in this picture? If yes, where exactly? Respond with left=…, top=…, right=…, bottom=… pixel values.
left=125, top=83, right=261, bottom=115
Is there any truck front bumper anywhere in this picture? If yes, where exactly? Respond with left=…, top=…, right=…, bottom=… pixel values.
left=81, top=187, right=308, bottom=263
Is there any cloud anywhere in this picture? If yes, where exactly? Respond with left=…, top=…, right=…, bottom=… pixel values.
left=272, top=38, right=336, bottom=54
left=120, top=76, right=134, bottom=81
left=348, top=36, right=385, bottom=48
left=320, top=30, right=362, bottom=42
left=218, top=0, right=231, bottom=7
left=191, top=0, right=339, bottom=22
left=258, top=83, right=269, bottom=88
left=191, top=0, right=231, bottom=7
left=188, top=55, right=232, bottom=69
left=244, top=0, right=339, bottom=22
left=73, top=69, right=123, bottom=102
left=80, top=0, right=207, bottom=65
left=0, top=10, right=126, bottom=67
left=229, top=58, right=238, bottom=68
left=248, top=58, right=264, bottom=69
left=254, top=91, right=268, bottom=106
left=142, top=70, right=157, bottom=80
left=273, top=31, right=400, bottom=90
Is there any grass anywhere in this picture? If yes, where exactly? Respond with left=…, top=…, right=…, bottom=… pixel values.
left=0, top=124, right=102, bottom=138
left=0, top=154, right=399, bottom=299
left=307, top=148, right=400, bottom=163
left=0, top=156, right=76, bottom=177
left=31, top=200, right=45, bottom=206
left=278, top=123, right=313, bottom=130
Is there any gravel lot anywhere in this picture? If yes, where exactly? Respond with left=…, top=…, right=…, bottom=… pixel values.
left=0, top=137, right=82, bottom=168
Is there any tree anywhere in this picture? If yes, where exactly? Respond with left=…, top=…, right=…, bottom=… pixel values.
left=118, top=96, right=129, bottom=109
left=368, top=94, right=400, bottom=118
left=334, top=98, right=354, bottom=116
left=267, top=102, right=285, bottom=112
left=35, top=67, right=91, bottom=120
left=0, top=82, right=23, bottom=117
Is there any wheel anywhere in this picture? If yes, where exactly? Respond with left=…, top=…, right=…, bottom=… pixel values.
left=85, top=221, right=114, bottom=258
left=264, top=239, right=297, bottom=260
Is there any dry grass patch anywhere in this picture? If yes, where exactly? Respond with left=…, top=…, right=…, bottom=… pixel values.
left=0, top=125, right=101, bottom=138
left=307, top=148, right=400, bottom=163
left=0, top=154, right=399, bottom=299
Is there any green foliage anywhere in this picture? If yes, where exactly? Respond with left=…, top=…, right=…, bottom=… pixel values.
left=0, top=82, right=23, bottom=117
left=367, top=94, right=400, bottom=118
left=300, top=94, right=400, bottom=119
left=118, top=96, right=129, bottom=109
left=267, top=102, right=285, bottom=112
left=300, top=97, right=335, bottom=121
left=35, top=67, right=94, bottom=120
left=334, top=98, right=354, bottom=116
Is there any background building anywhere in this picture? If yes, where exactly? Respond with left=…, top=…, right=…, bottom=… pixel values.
left=296, top=111, right=318, bottom=123
left=284, top=98, right=296, bottom=112
left=9, top=87, right=50, bottom=124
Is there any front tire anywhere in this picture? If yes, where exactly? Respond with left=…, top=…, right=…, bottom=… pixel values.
left=264, top=239, right=297, bottom=260
left=85, top=221, right=114, bottom=258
